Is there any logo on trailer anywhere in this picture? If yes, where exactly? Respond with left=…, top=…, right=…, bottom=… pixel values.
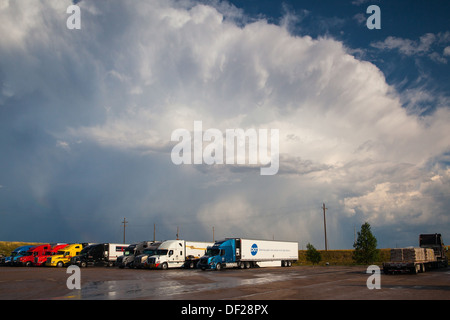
left=251, top=244, right=258, bottom=256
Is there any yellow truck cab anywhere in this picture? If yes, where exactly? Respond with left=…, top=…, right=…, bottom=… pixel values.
left=45, top=243, right=84, bottom=267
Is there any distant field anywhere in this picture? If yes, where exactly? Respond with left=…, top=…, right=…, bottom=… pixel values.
left=296, top=247, right=450, bottom=266
left=296, top=249, right=390, bottom=266
left=0, top=241, right=43, bottom=256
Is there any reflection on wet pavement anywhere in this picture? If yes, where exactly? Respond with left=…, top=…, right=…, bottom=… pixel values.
left=63, top=271, right=298, bottom=300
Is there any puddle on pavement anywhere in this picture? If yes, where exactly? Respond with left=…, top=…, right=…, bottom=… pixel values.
left=62, top=271, right=297, bottom=300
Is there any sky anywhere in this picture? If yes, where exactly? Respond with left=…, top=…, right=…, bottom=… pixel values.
left=0, top=0, right=449, bottom=249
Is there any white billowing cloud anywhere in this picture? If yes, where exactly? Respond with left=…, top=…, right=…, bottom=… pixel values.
left=1, top=0, right=449, bottom=247
left=343, top=167, right=450, bottom=226
left=444, top=46, right=450, bottom=56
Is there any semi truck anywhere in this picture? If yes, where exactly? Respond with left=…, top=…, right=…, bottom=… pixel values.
left=15, top=244, right=51, bottom=267
left=45, top=243, right=86, bottom=267
left=383, top=233, right=448, bottom=274
left=198, top=238, right=299, bottom=271
left=33, top=244, right=69, bottom=266
left=131, top=242, right=162, bottom=268
left=419, top=233, right=448, bottom=267
left=116, top=241, right=160, bottom=268
left=2, top=245, right=34, bottom=266
left=71, top=243, right=128, bottom=267
left=147, top=240, right=213, bottom=269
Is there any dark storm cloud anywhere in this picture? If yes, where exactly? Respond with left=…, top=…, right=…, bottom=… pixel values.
left=0, top=0, right=449, bottom=249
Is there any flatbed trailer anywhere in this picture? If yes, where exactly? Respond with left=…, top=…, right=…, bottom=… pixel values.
left=383, top=233, right=448, bottom=275
left=383, top=260, right=437, bottom=274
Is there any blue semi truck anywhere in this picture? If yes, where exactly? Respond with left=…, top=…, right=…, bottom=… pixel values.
left=2, top=245, right=35, bottom=266
left=198, top=238, right=298, bottom=271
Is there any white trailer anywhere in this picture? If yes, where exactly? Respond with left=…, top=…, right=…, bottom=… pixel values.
left=198, top=238, right=299, bottom=270
left=148, top=240, right=213, bottom=269
left=240, top=239, right=299, bottom=265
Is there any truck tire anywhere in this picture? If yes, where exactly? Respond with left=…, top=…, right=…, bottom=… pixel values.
left=215, top=263, right=222, bottom=271
left=80, top=261, right=87, bottom=268
left=161, top=262, right=168, bottom=270
left=57, top=261, right=64, bottom=268
left=411, top=264, right=420, bottom=274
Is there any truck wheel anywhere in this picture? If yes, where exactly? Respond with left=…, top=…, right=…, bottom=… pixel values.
left=411, top=265, right=420, bottom=274
left=57, top=261, right=64, bottom=268
left=80, top=261, right=87, bottom=268
left=188, top=261, right=195, bottom=269
left=161, top=262, right=168, bottom=270
left=215, top=263, right=222, bottom=271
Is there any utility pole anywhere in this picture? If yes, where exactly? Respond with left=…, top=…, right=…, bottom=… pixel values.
left=176, top=226, right=179, bottom=240
left=322, top=203, right=328, bottom=251
left=212, top=226, right=215, bottom=242
left=154, top=223, right=156, bottom=242
left=122, top=218, right=128, bottom=243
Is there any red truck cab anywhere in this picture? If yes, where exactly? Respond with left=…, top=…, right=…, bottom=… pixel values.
left=16, top=244, right=51, bottom=267
left=33, top=244, right=69, bottom=266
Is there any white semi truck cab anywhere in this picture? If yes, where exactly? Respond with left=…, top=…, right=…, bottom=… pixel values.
left=147, top=240, right=213, bottom=269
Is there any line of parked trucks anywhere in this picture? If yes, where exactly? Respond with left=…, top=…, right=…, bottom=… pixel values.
left=1, top=233, right=447, bottom=273
left=0, top=238, right=300, bottom=271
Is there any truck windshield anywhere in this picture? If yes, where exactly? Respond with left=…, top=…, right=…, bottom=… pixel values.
left=143, top=249, right=157, bottom=255
left=156, top=249, right=168, bottom=255
left=79, top=246, right=93, bottom=255
left=206, top=248, right=220, bottom=256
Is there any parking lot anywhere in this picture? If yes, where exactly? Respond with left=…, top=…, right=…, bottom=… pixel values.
left=1, top=265, right=450, bottom=300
